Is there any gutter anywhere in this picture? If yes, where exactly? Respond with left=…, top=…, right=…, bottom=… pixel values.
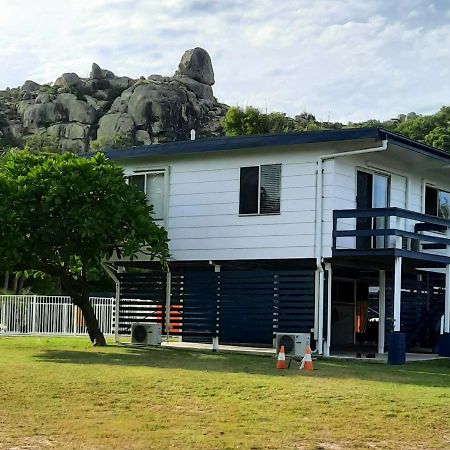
left=314, top=139, right=388, bottom=354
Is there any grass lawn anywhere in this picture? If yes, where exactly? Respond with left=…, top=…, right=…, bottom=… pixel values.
left=0, top=338, right=449, bottom=450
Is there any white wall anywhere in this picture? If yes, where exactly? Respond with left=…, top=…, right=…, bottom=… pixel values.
left=121, top=144, right=338, bottom=261
left=119, top=140, right=450, bottom=262
left=333, top=147, right=450, bottom=252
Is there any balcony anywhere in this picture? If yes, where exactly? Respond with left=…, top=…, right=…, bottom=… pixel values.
left=332, top=207, right=450, bottom=266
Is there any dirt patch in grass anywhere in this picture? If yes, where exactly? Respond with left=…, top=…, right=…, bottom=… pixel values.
left=0, top=435, right=55, bottom=450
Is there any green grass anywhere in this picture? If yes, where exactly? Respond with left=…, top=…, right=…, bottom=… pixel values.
left=0, top=337, right=449, bottom=450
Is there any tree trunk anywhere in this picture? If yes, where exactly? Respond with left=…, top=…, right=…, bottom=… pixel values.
left=3, top=272, right=9, bottom=292
left=74, top=292, right=107, bottom=346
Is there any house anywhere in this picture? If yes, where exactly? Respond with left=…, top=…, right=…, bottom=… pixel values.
left=102, top=127, right=450, bottom=356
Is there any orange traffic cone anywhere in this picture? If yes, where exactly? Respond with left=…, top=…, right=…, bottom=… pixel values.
left=276, top=345, right=286, bottom=369
left=299, top=346, right=313, bottom=371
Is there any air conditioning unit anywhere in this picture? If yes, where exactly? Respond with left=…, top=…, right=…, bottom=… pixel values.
left=131, top=323, right=162, bottom=346
left=275, top=332, right=311, bottom=358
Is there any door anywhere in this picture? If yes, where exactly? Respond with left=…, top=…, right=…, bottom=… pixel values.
left=356, top=170, right=389, bottom=249
left=356, top=171, right=372, bottom=249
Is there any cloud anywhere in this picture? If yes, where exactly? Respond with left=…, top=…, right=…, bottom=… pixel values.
left=0, top=0, right=449, bottom=122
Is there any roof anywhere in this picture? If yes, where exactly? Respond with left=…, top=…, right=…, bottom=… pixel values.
left=86, top=127, right=450, bottom=164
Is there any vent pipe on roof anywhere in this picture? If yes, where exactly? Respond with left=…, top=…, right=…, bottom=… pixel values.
left=190, top=129, right=196, bottom=141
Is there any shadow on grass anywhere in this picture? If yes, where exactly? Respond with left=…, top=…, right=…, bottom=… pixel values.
left=34, top=345, right=450, bottom=388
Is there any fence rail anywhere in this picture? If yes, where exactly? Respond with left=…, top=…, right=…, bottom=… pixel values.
left=0, top=295, right=114, bottom=336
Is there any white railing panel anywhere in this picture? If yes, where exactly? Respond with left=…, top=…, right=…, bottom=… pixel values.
left=0, top=295, right=114, bottom=336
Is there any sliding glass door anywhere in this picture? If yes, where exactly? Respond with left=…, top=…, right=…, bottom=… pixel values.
left=356, top=170, right=390, bottom=249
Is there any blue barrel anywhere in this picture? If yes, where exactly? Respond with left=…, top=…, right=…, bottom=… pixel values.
left=387, top=332, right=406, bottom=365
left=438, top=333, right=450, bottom=357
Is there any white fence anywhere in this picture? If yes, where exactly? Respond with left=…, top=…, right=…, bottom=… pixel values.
left=0, top=295, right=115, bottom=335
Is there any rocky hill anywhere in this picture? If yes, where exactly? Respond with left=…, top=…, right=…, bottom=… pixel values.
left=0, top=48, right=228, bottom=152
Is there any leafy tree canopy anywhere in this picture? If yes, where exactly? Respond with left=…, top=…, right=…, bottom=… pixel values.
left=222, top=105, right=450, bottom=153
left=0, top=150, right=169, bottom=345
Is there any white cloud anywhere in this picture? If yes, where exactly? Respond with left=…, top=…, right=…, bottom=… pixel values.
left=0, top=0, right=449, bottom=122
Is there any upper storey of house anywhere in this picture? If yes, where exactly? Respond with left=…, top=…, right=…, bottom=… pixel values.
left=96, top=128, right=450, bottom=263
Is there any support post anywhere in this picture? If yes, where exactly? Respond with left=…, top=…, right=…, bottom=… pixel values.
left=445, top=264, right=450, bottom=334
left=324, top=263, right=332, bottom=357
left=393, top=257, right=402, bottom=332
left=317, top=269, right=324, bottom=354
left=313, top=270, right=319, bottom=339
left=378, top=270, right=386, bottom=354
left=165, top=270, right=172, bottom=343
left=212, top=336, right=219, bottom=352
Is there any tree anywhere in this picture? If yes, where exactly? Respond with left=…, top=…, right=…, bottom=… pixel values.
left=424, top=126, right=450, bottom=152
left=0, top=150, right=169, bottom=345
left=222, top=106, right=323, bottom=136
left=392, top=106, right=450, bottom=152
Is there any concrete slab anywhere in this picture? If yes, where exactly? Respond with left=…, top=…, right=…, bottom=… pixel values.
left=161, top=340, right=275, bottom=356
left=327, top=351, right=445, bottom=363
left=158, top=341, right=446, bottom=363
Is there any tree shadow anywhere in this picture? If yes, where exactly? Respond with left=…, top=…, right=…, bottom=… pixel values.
left=34, top=345, right=450, bottom=388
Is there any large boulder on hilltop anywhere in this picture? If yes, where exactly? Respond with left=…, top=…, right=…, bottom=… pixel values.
left=23, top=103, right=66, bottom=130
left=90, top=63, right=103, bottom=79
left=176, top=47, right=214, bottom=85
left=174, top=75, right=215, bottom=102
left=127, top=82, right=186, bottom=128
left=97, top=112, right=135, bottom=138
left=0, top=47, right=227, bottom=152
left=54, top=93, right=96, bottom=124
left=54, top=72, right=82, bottom=88
left=22, top=80, right=41, bottom=92
left=90, top=62, right=115, bottom=80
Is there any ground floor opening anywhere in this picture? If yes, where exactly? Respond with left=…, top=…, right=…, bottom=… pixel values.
left=108, top=256, right=449, bottom=357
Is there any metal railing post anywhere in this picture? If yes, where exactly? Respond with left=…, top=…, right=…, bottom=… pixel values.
left=32, top=295, right=37, bottom=334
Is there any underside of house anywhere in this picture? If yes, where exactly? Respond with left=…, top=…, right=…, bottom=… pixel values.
left=102, top=127, right=450, bottom=356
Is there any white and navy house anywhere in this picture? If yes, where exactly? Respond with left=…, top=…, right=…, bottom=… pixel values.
left=102, top=128, right=450, bottom=357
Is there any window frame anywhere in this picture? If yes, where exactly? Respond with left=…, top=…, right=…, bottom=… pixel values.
left=127, top=166, right=169, bottom=226
left=424, top=182, right=450, bottom=220
left=354, top=167, right=392, bottom=209
left=238, top=163, right=282, bottom=216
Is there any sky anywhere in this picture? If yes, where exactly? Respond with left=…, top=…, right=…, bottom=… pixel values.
left=1, top=0, right=449, bottom=123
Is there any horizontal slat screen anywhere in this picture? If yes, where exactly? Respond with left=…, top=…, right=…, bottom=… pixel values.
left=118, top=266, right=316, bottom=345
left=118, top=272, right=166, bottom=335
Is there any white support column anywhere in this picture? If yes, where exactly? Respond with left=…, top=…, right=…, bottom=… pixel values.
left=393, top=257, right=402, bottom=332
left=378, top=270, right=386, bottom=353
left=313, top=270, right=319, bottom=339
left=317, top=269, right=325, bottom=354
left=165, top=270, right=172, bottom=342
left=114, top=267, right=124, bottom=344
left=324, top=263, right=332, bottom=357
left=445, top=264, right=450, bottom=334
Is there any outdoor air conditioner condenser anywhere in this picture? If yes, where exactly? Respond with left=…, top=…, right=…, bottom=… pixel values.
left=275, top=332, right=311, bottom=358
left=131, top=323, right=162, bottom=346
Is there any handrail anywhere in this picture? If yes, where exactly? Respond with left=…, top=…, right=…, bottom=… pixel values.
left=332, top=207, right=450, bottom=254
left=333, top=207, right=450, bottom=228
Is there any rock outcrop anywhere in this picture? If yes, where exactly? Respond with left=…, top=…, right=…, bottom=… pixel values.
left=0, top=47, right=228, bottom=152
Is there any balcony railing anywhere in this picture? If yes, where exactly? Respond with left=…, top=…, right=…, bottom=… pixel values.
left=332, top=207, right=450, bottom=263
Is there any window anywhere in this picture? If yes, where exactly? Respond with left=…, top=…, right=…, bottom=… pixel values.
left=239, top=164, right=281, bottom=215
left=129, top=170, right=166, bottom=222
left=425, top=185, right=450, bottom=219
